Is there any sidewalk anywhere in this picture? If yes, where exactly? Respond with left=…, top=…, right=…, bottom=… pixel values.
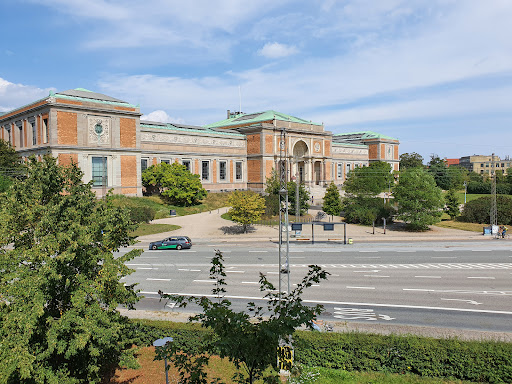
left=137, top=207, right=492, bottom=245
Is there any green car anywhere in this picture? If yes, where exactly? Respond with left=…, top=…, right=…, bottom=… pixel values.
left=149, top=236, right=192, bottom=250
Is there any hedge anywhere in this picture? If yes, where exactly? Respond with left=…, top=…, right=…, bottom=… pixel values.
left=467, top=182, right=512, bottom=195
left=128, top=319, right=512, bottom=383
left=460, top=195, right=512, bottom=224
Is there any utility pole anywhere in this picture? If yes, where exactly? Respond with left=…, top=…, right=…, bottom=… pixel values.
left=278, top=127, right=290, bottom=297
left=490, top=153, right=497, bottom=230
left=463, top=181, right=467, bottom=204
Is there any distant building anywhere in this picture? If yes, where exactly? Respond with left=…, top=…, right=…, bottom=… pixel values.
left=459, top=155, right=512, bottom=176
left=0, top=88, right=400, bottom=197
left=445, top=158, right=460, bottom=167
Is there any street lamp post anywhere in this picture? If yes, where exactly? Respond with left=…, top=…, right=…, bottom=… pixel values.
left=153, top=337, right=174, bottom=384
left=463, top=181, right=467, bottom=204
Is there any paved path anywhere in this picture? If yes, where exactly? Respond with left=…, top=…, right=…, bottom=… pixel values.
left=138, top=207, right=494, bottom=244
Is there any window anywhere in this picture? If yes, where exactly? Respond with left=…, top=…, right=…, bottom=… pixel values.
left=182, top=159, right=191, bottom=171
left=141, top=159, right=148, bottom=173
left=219, top=161, right=227, bottom=181
left=337, top=163, right=343, bottom=178
left=346, top=163, right=351, bottom=173
left=18, top=124, right=23, bottom=147
left=92, top=157, right=108, bottom=186
left=161, top=159, right=170, bottom=164
left=202, top=161, right=210, bottom=181
left=31, top=121, right=36, bottom=145
left=43, top=118, right=49, bottom=144
left=235, top=161, right=243, bottom=181
left=6, top=128, right=11, bottom=145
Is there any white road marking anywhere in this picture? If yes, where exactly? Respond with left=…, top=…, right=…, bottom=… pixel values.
left=193, top=280, right=214, bottom=283
left=333, top=307, right=395, bottom=321
left=403, top=288, right=511, bottom=295
left=241, top=281, right=259, bottom=284
left=433, top=249, right=453, bottom=252
left=140, top=257, right=159, bottom=259
left=467, top=276, right=495, bottom=279
left=471, top=249, right=492, bottom=252
left=290, top=250, right=304, bottom=253
left=397, top=250, right=416, bottom=252
left=190, top=269, right=201, bottom=272
left=441, top=298, right=482, bottom=305
left=354, top=270, right=380, bottom=273
left=358, top=257, right=381, bottom=259
left=225, top=270, right=245, bottom=273
left=291, top=257, right=305, bottom=259
left=249, top=251, right=268, bottom=253
left=359, top=251, right=378, bottom=253
left=364, top=275, right=389, bottom=278
left=137, top=267, right=157, bottom=270
left=166, top=302, right=177, bottom=308
left=346, top=286, right=376, bottom=290
left=431, top=257, right=457, bottom=259
left=147, top=278, right=171, bottom=281
left=415, top=276, right=442, bottom=279
left=141, top=292, right=512, bottom=315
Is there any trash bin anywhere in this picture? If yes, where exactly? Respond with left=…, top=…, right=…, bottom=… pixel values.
left=169, top=209, right=176, bottom=216
left=482, top=226, right=492, bottom=235
left=348, top=238, right=353, bottom=244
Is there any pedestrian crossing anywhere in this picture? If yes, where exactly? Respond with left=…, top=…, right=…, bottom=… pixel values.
left=292, top=263, right=512, bottom=270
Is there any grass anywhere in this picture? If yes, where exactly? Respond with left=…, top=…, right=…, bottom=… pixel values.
left=106, top=347, right=475, bottom=384
left=435, top=220, right=485, bottom=233
left=130, top=223, right=181, bottom=237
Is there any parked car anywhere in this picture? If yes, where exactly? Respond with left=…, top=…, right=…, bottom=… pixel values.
left=149, top=236, right=192, bottom=250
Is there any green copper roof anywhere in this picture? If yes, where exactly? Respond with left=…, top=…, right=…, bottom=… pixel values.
left=334, top=131, right=398, bottom=142
left=141, top=121, right=245, bottom=137
left=204, top=110, right=322, bottom=129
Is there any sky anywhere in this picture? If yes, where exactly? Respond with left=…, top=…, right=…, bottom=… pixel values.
left=1, top=0, right=511, bottom=162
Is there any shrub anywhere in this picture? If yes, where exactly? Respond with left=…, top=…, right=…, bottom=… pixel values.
left=127, top=205, right=156, bottom=223
left=467, top=182, right=512, bottom=195
left=343, top=196, right=394, bottom=225
left=460, top=195, right=512, bottom=224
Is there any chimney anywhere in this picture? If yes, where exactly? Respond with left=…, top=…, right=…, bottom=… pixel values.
left=227, top=110, right=231, bottom=119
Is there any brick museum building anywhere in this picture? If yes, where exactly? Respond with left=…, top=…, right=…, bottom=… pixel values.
left=0, top=88, right=399, bottom=198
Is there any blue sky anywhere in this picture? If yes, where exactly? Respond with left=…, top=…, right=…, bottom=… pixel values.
left=1, top=0, right=511, bottom=162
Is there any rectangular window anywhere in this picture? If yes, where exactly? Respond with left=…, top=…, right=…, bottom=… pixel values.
left=43, top=118, right=49, bottom=144
left=337, top=163, right=343, bottom=178
left=235, top=161, right=243, bottom=181
left=182, top=160, right=191, bottom=171
left=18, top=125, right=23, bottom=147
left=92, top=157, right=108, bottom=187
left=141, top=158, right=148, bottom=173
left=31, top=121, right=37, bottom=145
left=6, top=128, right=11, bottom=145
left=219, top=161, right=227, bottom=181
left=202, top=161, right=210, bottom=181
left=346, top=163, right=351, bottom=173
left=161, top=159, right=170, bottom=164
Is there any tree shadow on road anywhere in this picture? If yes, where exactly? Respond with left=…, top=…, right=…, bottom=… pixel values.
left=220, top=225, right=257, bottom=235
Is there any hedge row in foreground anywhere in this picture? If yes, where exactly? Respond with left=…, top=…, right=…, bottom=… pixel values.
left=128, top=319, right=512, bottom=383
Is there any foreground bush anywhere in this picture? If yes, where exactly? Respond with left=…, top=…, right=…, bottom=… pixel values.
left=128, top=319, right=512, bottom=383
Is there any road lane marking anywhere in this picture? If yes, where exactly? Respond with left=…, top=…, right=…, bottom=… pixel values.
left=359, top=251, right=378, bottom=253
left=141, top=292, right=512, bottom=315
left=354, top=270, right=380, bottom=273
left=467, top=276, right=495, bottom=279
left=193, top=280, right=214, bottom=283
left=241, top=281, right=259, bottom=284
left=290, top=250, right=304, bottom=253
left=190, top=269, right=201, bottom=272
left=431, top=257, right=457, bottom=259
left=333, top=307, right=395, bottom=321
left=415, top=276, right=442, bottom=279
left=364, top=275, right=389, bottom=278
left=140, top=257, right=159, bottom=259
left=249, top=251, right=268, bottom=253
left=137, top=267, right=157, bottom=270
left=291, top=257, right=305, bottom=259
left=397, top=250, right=416, bottom=252
left=147, top=278, right=171, bottom=281
left=471, top=249, right=492, bottom=252
left=346, top=286, right=376, bottom=290
left=358, top=257, right=381, bottom=259
left=225, top=270, right=245, bottom=273
left=441, top=298, right=482, bottom=305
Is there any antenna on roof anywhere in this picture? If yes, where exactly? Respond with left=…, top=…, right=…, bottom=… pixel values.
left=238, top=85, right=242, bottom=114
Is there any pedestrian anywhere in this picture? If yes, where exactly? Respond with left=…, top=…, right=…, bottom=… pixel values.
left=503, top=226, right=508, bottom=239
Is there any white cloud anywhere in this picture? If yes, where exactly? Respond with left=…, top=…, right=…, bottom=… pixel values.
left=0, top=78, right=54, bottom=112
left=141, top=110, right=185, bottom=124
left=258, top=42, right=299, bottom=59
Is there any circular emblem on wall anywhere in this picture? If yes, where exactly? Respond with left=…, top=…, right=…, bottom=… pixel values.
left=94, top=122, right=103, bottom=135
left=314, top=143, right=321, bottom=152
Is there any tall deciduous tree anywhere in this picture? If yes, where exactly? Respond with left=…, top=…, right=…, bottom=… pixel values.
left=287, top=181, right=311, bottom=216
left=228, top=190, right=266, bottom=233
left=322, top=182, right=342, bottom=217
left=0, top=156, right=142, bottom=383
left=343, top=161, right=393, bottom=197
left=393, top=167, right=444, bottom=230
left=399, top=152, right=424, bottom=170
left=158, top=251, right=329, bottom=384
left=142, top=162, right=207, bottom=206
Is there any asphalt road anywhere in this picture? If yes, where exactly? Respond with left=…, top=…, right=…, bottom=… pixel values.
left=118, top=241, right=512, bottom=332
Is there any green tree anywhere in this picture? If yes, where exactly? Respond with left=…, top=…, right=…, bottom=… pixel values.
left=0, top=138, right=25, bottom=180
left=343, top=161, right=393, bottom=197
left=158, top=251, right=329, bottom=384
left=399, top=152, right=424, bottom=169
left=393, top=167, right=444, bottom=231
left=287, top=181, right=310, bottom=216
left=264, top=168, right=281, bottom=216
left=228, top=190, right=266, bottom=233
left=0, top=156, right=142, bottom=383
left=142, top=162, right=207, bottom=206
left=322, top=182, right=342, bottom=217
left=445, top=189, right=460, bottom=220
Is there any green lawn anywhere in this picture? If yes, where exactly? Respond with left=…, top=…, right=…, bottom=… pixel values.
left=130, top=223, right=181, bottom=237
